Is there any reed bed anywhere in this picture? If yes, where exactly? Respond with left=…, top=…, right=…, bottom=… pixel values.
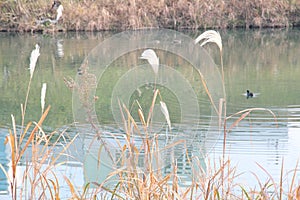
left=1, top=30, right=300, bottom=199
left=0, top=0, right=300, bottom=32
left=1, top=43, right=78, bottom=199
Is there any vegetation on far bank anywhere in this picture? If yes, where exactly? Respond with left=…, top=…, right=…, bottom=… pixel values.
left=0, top=0, right=300, bottom=32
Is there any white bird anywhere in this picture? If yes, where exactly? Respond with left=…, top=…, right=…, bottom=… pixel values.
left=56, top=4, right=63, bottom=21
left=140, top=49, right=159, bottom=75
left=36, top=1, right=63, bottom=25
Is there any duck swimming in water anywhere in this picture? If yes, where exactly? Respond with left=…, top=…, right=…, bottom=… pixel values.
left=246, top=90, right=253, bottom=99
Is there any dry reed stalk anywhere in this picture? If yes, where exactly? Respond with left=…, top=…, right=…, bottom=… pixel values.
left=2, top=105, right=50, bottom=199
left=226, top=108, right=278, bottom=132
left=89, top=89, right=188, bottom=199
left=195, top=30, right=229, bottom=198
left=296, top=185, right=300, bottom=200
left=256, top=161, right=281, bottom=199
left=146, top=89, right=159, bottom=128
left=26, top=125, right=77, bottom=199
left=279, top=158, right=284, bottom=200
left=194, top=30, right=226, bottom=125
left=288, top=159, right=299, bottom=199
left=0, top=42, right=81, bottom=199
left=22, top=44, right=40, bottom=131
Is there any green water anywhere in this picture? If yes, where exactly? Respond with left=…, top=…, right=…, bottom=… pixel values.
left=222, top=29, right=300, bottom=109
left=1, top=30, right=299, bottom=128
left=0, top=32, right=101, bottom=128
left=0, top=29, right=300, bottom=197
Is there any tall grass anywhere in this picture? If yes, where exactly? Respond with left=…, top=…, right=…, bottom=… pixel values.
left=0, top=0, right=298, bottom=31
left=1, top=44, right=77, bottom=199
left=62, top=30, right=300, bottom=199
left=93, top=30, right=300, bottom=199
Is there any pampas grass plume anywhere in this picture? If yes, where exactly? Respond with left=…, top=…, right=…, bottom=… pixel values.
left=140, top=49, right=159, bottom=74
left=160, top=101, right=171, bottom=130
left=29, top=44, right=40, bottom=79
left=194, top=30, right=222, bottom=52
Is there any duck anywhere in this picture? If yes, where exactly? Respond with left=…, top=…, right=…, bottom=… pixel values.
left=246, top=90, right=253, bottom=99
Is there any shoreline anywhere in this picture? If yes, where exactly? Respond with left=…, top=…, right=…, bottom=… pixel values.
left=0, top=0, right=300, bottom=32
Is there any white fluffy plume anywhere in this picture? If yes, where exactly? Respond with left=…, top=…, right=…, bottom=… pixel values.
left=160, top=101, right=171, bottom=130
left=29, top=44, right=40, bottom=79
left=140, top=49, right=159, bottom=74
left=194, top=30, right=222, bottom=52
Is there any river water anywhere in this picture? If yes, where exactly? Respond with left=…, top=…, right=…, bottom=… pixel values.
left=0, top=29, right=299, bottom=198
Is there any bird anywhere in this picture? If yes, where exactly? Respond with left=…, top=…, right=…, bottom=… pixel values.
left=51, top=1, right=61, bottom=10
left=37, top=1, right=63, bottom=25
left=246, top=90, right=253, bottom=99
left=51, top=1, right=63, bottom=22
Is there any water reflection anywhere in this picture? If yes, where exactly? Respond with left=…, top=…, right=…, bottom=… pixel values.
left=287, top=105, right=300, bottom=169
left=71, top=124, right=210, bottom=189
left=0, top=29, right=299, bottom=197
left=56, top=39, right=64, bottom=58
left=1, top=65, right=10, bottom=89
left=71, top=30, right=224, bottom=192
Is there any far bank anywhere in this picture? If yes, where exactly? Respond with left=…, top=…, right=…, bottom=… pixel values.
left=0, top=0, right=300, bottom=32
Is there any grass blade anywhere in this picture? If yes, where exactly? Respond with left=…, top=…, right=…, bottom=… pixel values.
left=64, top=176, right=79, bottom=199
left=240, top=185, right=251, bottom=200
left=18, top=105, right=51, bottom=163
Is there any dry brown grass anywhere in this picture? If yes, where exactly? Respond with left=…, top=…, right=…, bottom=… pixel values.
left=0, top=43, right=78, bottom=199
left=0, top=0, right=299, bottom=32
